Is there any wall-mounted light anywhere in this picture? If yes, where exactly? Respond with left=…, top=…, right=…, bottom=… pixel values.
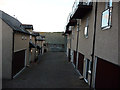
left=36, top=51, right=38, bottom=53
left=22, top=36, right=24, bottom=40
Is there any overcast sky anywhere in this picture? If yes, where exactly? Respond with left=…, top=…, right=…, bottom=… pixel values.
left=0, top=0, right=74, bottom=32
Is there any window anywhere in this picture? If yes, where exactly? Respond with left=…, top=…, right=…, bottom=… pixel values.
left=101, top=0, right=112, bottom=30
left=83, top=58, right=92, bottom=83
left=69, top=26, right=72, bottom=31
left=30, top=35, right=32, bottom=40
left=101, top=7, right=112, bottom=29
left=22, top=36, right=24, bottom=40
left=88, top=60, right=92, bottom=74
left=84, top=18, right=89, bottom=38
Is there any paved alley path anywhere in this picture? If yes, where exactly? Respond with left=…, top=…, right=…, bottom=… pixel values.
left=3, top=52, right=89, bottom=88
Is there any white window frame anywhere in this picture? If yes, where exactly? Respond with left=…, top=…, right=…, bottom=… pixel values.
left=84, top=18, right=89, bottom=38
left=101, top=7, right=112, bottom=30
left=102, top=0, right=112, bottom=30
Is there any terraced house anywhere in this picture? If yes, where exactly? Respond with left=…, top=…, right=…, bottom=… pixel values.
left=21, top=24, right=37, bottom=64
left=1, top=10, right=30, bottom=79
left=34, top=32, right=45, bottom=55
left=64, top=0, right=120, bottom=88
left=1, top=10, right=45, bottom=79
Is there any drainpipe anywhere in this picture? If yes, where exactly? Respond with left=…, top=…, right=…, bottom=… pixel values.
left=90, top=2, right=98, bottom=88
left=70, top=31, right=72, bottom=61
left=76, top=19, right=80, bottom=68
left=76, top=19, right=80, bottom=52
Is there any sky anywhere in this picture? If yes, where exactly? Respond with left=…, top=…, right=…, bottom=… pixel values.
left=0, top=0, right=74, bottom=32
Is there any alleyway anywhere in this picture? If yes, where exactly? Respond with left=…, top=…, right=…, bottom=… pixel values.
left=3, top=52, right=89, bottom=88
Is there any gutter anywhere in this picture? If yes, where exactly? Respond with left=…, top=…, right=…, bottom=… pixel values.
left=90, top=2, right=98, bottom=88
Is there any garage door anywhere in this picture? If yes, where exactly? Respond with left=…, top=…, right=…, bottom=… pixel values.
left=12, top=50, right=25, bottom=78
left=73, top=51, right=77, bottom=67
left=95, top=57, right=120, bottom=88
left=77, top=53, right=84, bottom=76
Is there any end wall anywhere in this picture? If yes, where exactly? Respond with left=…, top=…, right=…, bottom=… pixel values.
left=2, top=19, right=13, bottom=79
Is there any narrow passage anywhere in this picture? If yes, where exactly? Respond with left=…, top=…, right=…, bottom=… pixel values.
left=3, top=52, right=89, bottom=88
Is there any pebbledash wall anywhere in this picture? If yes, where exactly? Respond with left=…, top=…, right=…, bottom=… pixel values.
left=77, top=2, right=96, bottom=85
left=14, top=33, right=30, bottom=65
left=92, top=2, right=120, bottom=88
left=95, top=2, right=118, bottom=65
left=65, top=1, right=120, bottom=89
left=66, top=34, right=72, bottom=57
left=31, top=35, right=36, bottom=62
left=71, top=26, right=77, bottom=52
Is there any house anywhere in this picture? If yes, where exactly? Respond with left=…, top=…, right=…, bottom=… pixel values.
left=21, top=24, right=37, bottom=64
left=40, top=35, right=46, bottom=54
left=1, top=10, right=30, bottom=79
left=33, top=32, right=45, bottom=56
left=64, top=0, right=120, bottom=88
left=40, top=32, right=66, bottom=52
left=64, top=26, right=72, bottom=62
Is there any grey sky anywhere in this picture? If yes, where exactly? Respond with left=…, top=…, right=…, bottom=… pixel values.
left=0, top=0, right=74, bottom=32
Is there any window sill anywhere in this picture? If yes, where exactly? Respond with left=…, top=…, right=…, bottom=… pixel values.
left=101, top=25, right=112, bottom=30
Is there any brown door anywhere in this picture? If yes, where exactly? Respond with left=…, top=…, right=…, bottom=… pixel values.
left=12, top=50, right=25, bottom=78
left=95, top=57, right=120, bottom=88
left=68, top=49, right=71, bottom=62
left=73, top=51, right=77, bottom=66
left=77, top=53, right=84, bottom=75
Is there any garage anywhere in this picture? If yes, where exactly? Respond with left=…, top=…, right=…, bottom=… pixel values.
left=68, top=49, right=71, bottom=62
left=95, top=57, right=120, bottom=88
left=77, top=53, right=84, bottom=76
left=12, top=50, right=26, bottom=78
left=73, top=51, right=77, bottom=66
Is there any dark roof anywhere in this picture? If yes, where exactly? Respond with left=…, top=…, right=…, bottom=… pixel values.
left=0, top=10, right=30, bottom=35
left=21, top=24, right=33, bottom=30
left=36, top=38, right=45, bottom=41
left=41, top=35, right=45, bottom=38
left=31, top=33, right=37, bottom=37
left=37, top=45, right=41, bottom=49
left=32, top=32, right=40, bottom=36
left=29, top=41, right=36, bottom=48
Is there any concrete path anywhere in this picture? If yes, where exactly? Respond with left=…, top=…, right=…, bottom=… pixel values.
left=3, top=52, right=89, bottom=88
